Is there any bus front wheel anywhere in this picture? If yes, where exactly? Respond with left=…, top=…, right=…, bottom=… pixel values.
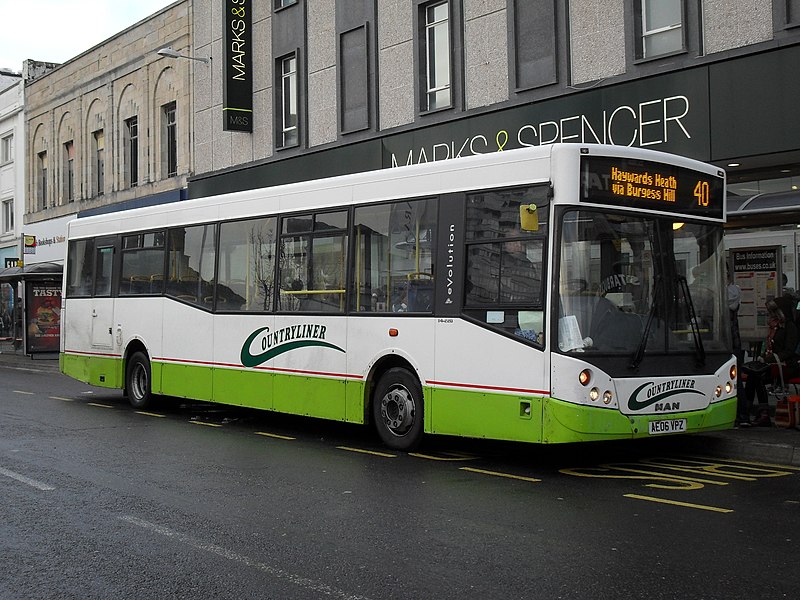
left=373, top=367, right=424, bottom=451
left=126, top=351, right=153, bottom=409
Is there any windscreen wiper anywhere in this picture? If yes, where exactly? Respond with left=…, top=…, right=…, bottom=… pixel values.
left=629, top=275, right=661, bottom=370
left=677, top=275, right=706, bottom=367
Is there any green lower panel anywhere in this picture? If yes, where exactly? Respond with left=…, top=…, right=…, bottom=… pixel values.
left=542, top=396, right=738, bottom=443
left=345, top=380, right=366, bottom=424
left=272, top=374, right=347, bottom=421
left=161, top=362, right=214, bottom=401
left=428, top=387, right=543, bottom=443
left=60, top=353, right=124, bottom=389
left=213, top=368, right=274, bottom=410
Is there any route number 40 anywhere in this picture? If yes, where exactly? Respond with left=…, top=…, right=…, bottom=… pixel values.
left=694, top=180, right=710, bottom=207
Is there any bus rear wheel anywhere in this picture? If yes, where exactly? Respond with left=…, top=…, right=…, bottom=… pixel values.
left=373, top=367, right=424, bottom=451
left=126, top=351, right=153, bottom=409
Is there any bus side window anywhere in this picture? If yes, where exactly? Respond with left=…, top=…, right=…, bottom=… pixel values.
left=278, top=210, right=348, bottom=313
left=462, top=185, right=548, bottom=344
left=66, top=238, right=95, bottom=297
left=94, top=246, right=114, bottom=297
left=218, top=217, right=276, bottom=312
left=166, top=225, right=217, bottom=307
left=119, top=231, right=166, bottom=297
left=351, top=198, right=436, bottom=313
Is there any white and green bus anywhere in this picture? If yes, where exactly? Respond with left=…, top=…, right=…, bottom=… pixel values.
left=60, top=144, right=736, bottom=450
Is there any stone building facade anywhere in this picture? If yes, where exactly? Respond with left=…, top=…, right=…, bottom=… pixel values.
left=24, top=0, right=194, bottom=234
left=189, top=0, right=800, bottom=203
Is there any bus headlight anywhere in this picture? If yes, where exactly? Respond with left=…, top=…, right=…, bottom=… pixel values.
left=579, top=369, right=592, bottom=386
left=603, top=390, right=613, bottom=404
left=730, top=365, right=737, bottom=380
left=715, top=386, right=723, bottom=397
left=589, top=387, right=600, bottom=401
left=725, top=381, right=733, bottom=394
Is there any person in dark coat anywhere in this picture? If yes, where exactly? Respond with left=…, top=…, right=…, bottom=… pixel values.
left=743, top=298, right=799, bottom=426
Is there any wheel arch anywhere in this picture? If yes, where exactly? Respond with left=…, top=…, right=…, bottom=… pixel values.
left=123, top=338, right=150, bottom=393
left=362, top=352, right=423, bottom=425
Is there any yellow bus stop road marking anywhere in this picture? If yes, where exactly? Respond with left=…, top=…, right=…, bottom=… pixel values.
left=13, top=390, right=34, bottom=395
left=49, top=396, right=74, bottom=402
left=624, top=494, right=734, bottom=513
left=684, top=455, right=800, bottom=472
left=255, top=431, right=296, bottom=441
left=337, top=446, right=396, bottom=458
left=409, top=452, right=478, bottom=462
left=190, top=421, right=222, bottom=428
left=87, top=402, right=114, bottom=409
left=135, top=411, right=166, bottom=418
left=460, top=467, right=542, bottom=483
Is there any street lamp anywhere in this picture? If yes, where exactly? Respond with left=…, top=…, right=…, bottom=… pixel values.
left=156, top=47, right=210, bottom=64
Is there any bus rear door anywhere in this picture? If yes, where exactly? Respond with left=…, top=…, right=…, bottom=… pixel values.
left=90, top=237, right=117, bottom=349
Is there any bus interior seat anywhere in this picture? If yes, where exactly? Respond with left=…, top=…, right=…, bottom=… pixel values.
left=407, top=277, right=433, bottom=312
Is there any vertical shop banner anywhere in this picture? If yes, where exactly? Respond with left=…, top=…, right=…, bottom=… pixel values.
left=223, top=0, right=253, bottom=132
left=732, top=247, right=780, bottom=342
left=25, top=281, right=61, bottom=353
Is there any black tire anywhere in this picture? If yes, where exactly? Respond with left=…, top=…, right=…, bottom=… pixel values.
left=125, top=351, right=153, bottom=409
left=372, top=367, right=424, bottom=451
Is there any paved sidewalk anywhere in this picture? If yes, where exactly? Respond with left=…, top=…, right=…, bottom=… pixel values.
left=0, top=346, right=59, bottom=373
left=1, top=349, right=798, bottom=465
left=681, top=426, right=800, bottom=466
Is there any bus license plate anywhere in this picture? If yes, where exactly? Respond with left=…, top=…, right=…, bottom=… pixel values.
left=648, top=419, right=687, bottom=435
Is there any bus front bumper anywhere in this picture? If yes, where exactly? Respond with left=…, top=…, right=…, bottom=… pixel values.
left=541, top=396, right=737, bottom=443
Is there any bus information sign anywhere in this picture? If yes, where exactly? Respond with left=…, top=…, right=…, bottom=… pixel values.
left=580, top=156, right=725, bottom=219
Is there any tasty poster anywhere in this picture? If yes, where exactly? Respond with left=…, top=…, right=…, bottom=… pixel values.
left=25, top=282, right=61, bottom=353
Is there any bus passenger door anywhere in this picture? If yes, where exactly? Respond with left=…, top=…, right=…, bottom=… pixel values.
left=90, top=238, right=117, bottom=349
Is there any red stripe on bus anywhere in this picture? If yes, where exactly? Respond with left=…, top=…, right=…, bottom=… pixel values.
left=255, top=365, right=363, bottom=379
left=64, top=350, right=122, bottom=358
left=428, top=379, right=548, bottom=395
left=152, top=356, right=362, bottom=380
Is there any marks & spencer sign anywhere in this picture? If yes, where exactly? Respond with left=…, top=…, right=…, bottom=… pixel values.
left=223, top=0, right=253, bottom=132
left=382, top=69, right=710, bottom=168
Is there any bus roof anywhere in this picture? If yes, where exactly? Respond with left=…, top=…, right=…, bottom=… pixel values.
left=67, top=144, right=724, bottom=239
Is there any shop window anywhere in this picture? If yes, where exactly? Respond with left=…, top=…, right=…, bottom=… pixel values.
left=421, top=1, right=452, bottom=111
left=637, top=0, right=684, bottom=59
left=277, top=54, right=299, bottom=148
left=62, top=141, right=74, bottom=203
left=1, top=198, right=13, bottom=234
left=511, top=0, right=557, bottom=90
left=789, top=0, right=800, bottom=25
left=1, top=134, right=12, bottom=164
left=92, top=130, right=105, bottom=196
left=162, top=103, right=177, bottom=177
left=278, top=211, right=347, bottom=313
left=218, top=217, right=278, bottom=312
left=351, top=199, right=436, bottom=313
left=37, top=151, right=48, bottom=211
left=339, top=25, right=369, bottom=133
left=124, top=117, right=139, bottom=188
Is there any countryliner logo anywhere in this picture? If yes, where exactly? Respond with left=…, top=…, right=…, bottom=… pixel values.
left=240, top=324, right=344, bottom=368
left=627, top=379, right=704, bottom=412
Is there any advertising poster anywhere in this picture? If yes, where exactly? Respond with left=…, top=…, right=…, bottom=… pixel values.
left=25, top=281, right=61, bottom=354
left=732, top=247, right=780, bottom=342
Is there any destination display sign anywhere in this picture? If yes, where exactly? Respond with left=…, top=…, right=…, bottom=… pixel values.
left=579, top=156, right=725, bottom=220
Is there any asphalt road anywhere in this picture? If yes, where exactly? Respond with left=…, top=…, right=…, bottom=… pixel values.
left=1, top=364, right=799, bottom=599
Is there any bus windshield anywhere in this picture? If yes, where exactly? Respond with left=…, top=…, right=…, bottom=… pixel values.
left=557, top=209, right=729, bottom=357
